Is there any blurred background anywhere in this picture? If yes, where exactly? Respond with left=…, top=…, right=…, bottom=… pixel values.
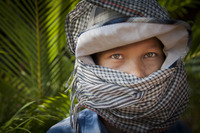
left=0, top=0, right=200, bottom=132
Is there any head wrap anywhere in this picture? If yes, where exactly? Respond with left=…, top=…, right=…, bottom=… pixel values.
left=65, top=0, right=192, bottom=132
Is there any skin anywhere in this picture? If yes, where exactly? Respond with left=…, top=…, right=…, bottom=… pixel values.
left=93, top=37, right=166, bottom=133
left=94, top=37, right=165, bottom=78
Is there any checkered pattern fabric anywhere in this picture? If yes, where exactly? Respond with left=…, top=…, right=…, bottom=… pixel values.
left=65, top=0, right=170, bottom=54
left=87, top=0, right=169, bottom=18
left=71, top=60, right=190, bottom=133
left=65, top=0, right=191, bottom=132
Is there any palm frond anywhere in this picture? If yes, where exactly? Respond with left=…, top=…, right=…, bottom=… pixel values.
left=0, top=92, right=71, bottom=133
left=0, top=0, right=78, bottom=100
left=0, top=0, right=79, bottom=130
left=158, top=0, right=200, bottom=19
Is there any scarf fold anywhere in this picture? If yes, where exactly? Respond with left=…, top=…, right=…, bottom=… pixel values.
left=70, top=59, right=190, bottom=133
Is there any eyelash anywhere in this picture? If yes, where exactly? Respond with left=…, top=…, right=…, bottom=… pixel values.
left=111, top=54, right=123, bottom=59
left=144, top=52, right=156, bottom=58
left=110, top=52, right=157, bottom=59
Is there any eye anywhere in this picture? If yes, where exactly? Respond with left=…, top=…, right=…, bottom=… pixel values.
left=144, top=52, right=156, bottom=58
left=111, top=54, right=123, bottom=59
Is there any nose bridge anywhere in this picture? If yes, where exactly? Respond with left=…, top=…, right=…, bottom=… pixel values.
left=126, top=59, right=146, bottom=78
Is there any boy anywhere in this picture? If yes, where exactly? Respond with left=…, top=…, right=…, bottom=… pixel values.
left=47, top=0, right=192, bottom=132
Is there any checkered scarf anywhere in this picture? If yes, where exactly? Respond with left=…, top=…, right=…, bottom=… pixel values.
left=68, top=59, right=190, bottom=133
left=65, top=0, right=191, bottom=132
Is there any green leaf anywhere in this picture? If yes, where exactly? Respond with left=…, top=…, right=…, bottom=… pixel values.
left=1, top=101, right=35, bottom=130
left=0, top=0, right=79, bottom=132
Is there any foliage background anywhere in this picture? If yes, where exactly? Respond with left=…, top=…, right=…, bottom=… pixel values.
left=0, top=0, right=200, bottom=133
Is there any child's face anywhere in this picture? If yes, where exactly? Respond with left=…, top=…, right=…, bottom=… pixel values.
left=94, top=38, right=165, bottom=78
